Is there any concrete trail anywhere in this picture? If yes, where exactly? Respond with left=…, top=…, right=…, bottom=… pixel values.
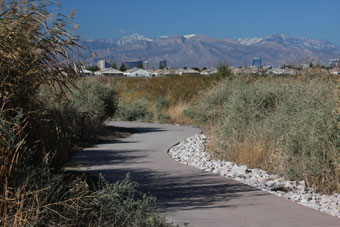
left=70, top=121, right=340, bottom=227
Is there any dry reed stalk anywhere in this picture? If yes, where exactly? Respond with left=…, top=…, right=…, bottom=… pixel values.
left=166, top=102, right=191, bottom=124
left=206, top=124, right=223, bottom=159
left=227, top=137, right=276, bottom=172
left=0, top=0, right=81, bottom=225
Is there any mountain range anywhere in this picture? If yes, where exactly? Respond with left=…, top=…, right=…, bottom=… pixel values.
left=78, top=33, right=340, bottom=68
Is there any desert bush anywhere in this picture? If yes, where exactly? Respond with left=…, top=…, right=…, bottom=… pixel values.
left=184, top=78, right=231, bottom=123
left=188, top=75, right=340, bottom=193
left=216, top=64, right=232, bottom=80
left=71, top=79, right=117, bottom=122
left=115, top=99, right=154, bottom=122
left=81, top=174, right=168, bottom=227
left=155, top=97, right=169, bottom=112
left=154, top=98, right=170, bottom=123
left=156, top=113, right=171, bottom=123
left=39, top=78, right=117, bottom=141
left=2, top=172, right=168, bottom=226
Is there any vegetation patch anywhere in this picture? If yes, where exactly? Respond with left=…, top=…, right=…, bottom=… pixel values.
left=187, top=74, right=340, bottom=194
left=107, top=75, right=219, bottom=123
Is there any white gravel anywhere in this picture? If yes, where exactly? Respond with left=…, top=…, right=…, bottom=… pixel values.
left=168, top=134, right=340, bottom=218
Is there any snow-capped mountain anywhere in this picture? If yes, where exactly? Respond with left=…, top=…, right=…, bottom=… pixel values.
left=237, top=37, right=263, bottom=45
left=116, top=34, right=153, bottom=46
left=238, top=34, right=338, bottom=50
left=79, top=33, right=340, bottom=67
left=183, top=34, right=197, bottom=39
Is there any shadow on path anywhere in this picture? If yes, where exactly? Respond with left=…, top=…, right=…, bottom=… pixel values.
left=86, top=167, right=267, bottom=212
left=70, top=149, right=149, bottom=166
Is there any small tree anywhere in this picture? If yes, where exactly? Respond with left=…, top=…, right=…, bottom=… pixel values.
left=111, top=62, right=117, bottom=69
left=138, top=63, right=144, bottom=69
left=120, top=63, right=126, bottom=72
left=217, top=64, right=232, bottom=80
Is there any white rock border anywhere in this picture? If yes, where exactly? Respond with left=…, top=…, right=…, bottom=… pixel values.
left=168, top=134, right=340, bottom=218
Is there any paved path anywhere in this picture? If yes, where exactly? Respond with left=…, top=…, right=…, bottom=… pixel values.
left=70, top=121, right=340, bottom=227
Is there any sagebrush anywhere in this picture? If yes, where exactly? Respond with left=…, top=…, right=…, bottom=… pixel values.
left=187, top=74, right=340, bottom=194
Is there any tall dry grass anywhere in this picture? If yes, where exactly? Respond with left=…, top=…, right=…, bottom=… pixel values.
left=107, top=75, right=218, bottom=123
left=0, top=0, right=81, bottom=224
left=0, top=1, right=168, bottom=226
left=110, top=75, right=217, bottom=105
left=166, top=102, right=192, bottom=124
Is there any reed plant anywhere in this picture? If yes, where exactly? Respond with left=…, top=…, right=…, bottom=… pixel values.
left=0, top=1, right=166, bottom=226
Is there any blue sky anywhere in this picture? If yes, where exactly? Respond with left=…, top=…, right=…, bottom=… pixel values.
left=59, top=0, right=340, bottom=45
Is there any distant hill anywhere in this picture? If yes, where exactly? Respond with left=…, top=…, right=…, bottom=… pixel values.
left=77, top=33, right=340, bottom=68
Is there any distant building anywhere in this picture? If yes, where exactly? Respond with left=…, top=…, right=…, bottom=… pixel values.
left=80, top=69, right=94, bottom=76
left=123, top=61, right=143, bottom=69
left=94, top=68, right=123, bottom=76
left=301, top=64, right=310, bottom=69
left=124, top=68, right=153, bottom=77
left=330, top=68, right=340, bottom=75
left=267, top=68, right=297, bottom=75
left=252, top=57, right=262, bottom=68
left=176, top=68, right=200, bottom=75
left=200, top=68, right=218, bottom=75
left=329, top=58, right=340, bottom=68
left=97, top=60, right=110, bottom=70
left=148, top=69, right=163, bottom=77
left=159, top=60, right=167, bottom=69
left=143, top=61, right=149, bottom=69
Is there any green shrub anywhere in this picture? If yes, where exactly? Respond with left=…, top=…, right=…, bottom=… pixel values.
left=188, top=75, right=340, bottom=193
left=115, top=99, right=154, bottom=122
left=156, top=113, right=171, bottom=123
left=2, top=172, right=168, bottom=226
left=71, top=79, right=117, bottom=122
left=216, top=64, right=232, bottom=80
left=154, top=98, right=171, bottom=123
left=38, top=78, right=117, bottom=141
left=184, top=77, right=231, bottom=123
left=155, top=97, right=169, bottom=112
left=82, top=175, right=168, bottom=227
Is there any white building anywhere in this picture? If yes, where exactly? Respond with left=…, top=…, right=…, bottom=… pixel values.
left=148, top=69, right=163, bottom=77
left=97, top=60, right=111, bottom=70
left=159, top=69, right=177, bottom=76
left=330, top=68, right=340, bottom=75
left=124, top=68, right=153, bottom=77
left=200, top=68, right=217, bottom=75
left=94, top=68, right=123, bottom=76
left=176, top=68, right=200, bottom=75
left=267, top=68, right=297, bottom=75
left=80, top=69, right=94, bottom=76
left=329, top=58, right=340, bottom=68
left=143, top=61, right=149, bottom=69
